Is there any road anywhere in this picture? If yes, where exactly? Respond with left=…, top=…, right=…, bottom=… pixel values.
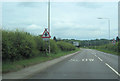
left=29, top=48, right=119, bottom=79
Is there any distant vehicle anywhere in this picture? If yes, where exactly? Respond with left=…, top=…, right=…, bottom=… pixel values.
left=73, top=41, right=80, bottom=47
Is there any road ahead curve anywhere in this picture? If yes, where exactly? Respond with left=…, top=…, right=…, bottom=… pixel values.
left=29, top=48, right=119, bottom=79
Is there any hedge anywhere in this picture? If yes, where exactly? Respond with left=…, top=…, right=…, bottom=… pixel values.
left=2, top=30, right=76, bottom=62
left=57, top=41, right=76, bottom=51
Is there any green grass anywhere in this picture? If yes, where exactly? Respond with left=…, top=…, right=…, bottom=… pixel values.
left=88, top=47, right=119, bottom=56
left=3, top=48, right=80, bottom=74
left=81, top=46, right=119, bottom=56
left=87, top=42, right=120, bottom=56
left=94, top=48, right=119, bottom=55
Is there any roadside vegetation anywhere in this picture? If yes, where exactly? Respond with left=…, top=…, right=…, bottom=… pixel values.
left=2, top=30, right=79, bottom=73
left=79, top=38, right=119, bottom=56
left=88, top=42, right=120, bottom=55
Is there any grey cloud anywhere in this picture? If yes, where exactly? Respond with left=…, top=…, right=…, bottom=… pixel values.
left=18, top=2, right=40, bottom=7
left=77, top=2, right=102, bottom=9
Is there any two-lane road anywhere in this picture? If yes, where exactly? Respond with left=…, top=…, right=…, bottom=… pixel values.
left=29, top=48, right=119, bottom=79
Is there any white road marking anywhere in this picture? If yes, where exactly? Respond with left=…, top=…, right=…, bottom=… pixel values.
left=82, top=59, right=84, bottom=61
left=94, top=55, right=97, bottom=57
left=94, top=53, right=120, bottom=76
left=94, top=54, right=103, bottom=62
left=105, top=63, right=120, bottom=76
left=85, top=59, right=88, bottom=61
left=72, top=59, right=75, bottom=61
left=75, top=59, right=78, bottom=62
left=70, top=59, right=94, bottom=62
left=89, top=59, right=94, bottom=61
left=97, top=57, right=103, bottom=61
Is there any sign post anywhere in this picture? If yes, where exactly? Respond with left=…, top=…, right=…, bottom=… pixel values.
left=41, top=28, right=51, bottom=55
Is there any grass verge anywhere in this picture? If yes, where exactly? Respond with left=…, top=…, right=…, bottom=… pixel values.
left=87, top=47, right=119, bottom=56
left=94, top=48, right=119, bottom=55
left=3, top=48, right=80, bottom=74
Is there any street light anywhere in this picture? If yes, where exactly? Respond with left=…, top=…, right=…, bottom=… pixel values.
left=48, top=0, right=50, bottom=54
left=97, top=18, right=111, bottom=41
left=48, top=0, right=50, bottom=33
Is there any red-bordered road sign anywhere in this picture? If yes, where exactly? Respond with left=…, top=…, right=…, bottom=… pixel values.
left=41, top=29, right=51, bottom=38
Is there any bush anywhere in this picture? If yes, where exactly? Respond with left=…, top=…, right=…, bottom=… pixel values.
left=92, top=42, right=119, bottom=55
left=50, top=40, right=60, bottom=54
left=99, top=43, right=118, bottom=52
left=2, top=30, right=76, bottom=62
left=2, top=30, right=38, bottom=61
left=57, top=41, right=76, bottom=51
left=2, top=30, right=19, bottom=61
left=15, top=32, right=37, bottom=59
left=34, top=36, right=45, bottom=55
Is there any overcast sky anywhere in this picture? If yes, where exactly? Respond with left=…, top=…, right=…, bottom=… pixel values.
left=2, top=2, right=118, bottom=40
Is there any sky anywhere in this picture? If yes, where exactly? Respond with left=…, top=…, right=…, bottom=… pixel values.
left=2, top=1, right=118, bottom=40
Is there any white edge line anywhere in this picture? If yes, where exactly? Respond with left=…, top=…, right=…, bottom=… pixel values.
left=94, top=55, right=97, bottom=57
left=97, top=57, right=103, bottom=61
left=105, top=63, right=120, bottom=76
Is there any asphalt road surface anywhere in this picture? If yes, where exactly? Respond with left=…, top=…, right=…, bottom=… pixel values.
left=29, top=48, right=119, bottom=79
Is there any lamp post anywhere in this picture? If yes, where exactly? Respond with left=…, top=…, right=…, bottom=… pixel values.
left=97, top=18, right=111, bottom=41
left=48, top=0, right=50, bottom=54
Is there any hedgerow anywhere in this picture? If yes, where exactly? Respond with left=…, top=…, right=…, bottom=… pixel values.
left=57, top=41, right=76, bottom=51
left=2, top=30, right=76, bottom=62
left=89, top=42, right=120, bottom=55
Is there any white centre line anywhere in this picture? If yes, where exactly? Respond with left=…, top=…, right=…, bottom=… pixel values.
left=94, top=55, right=97, bottom=57
left=92, top=51, right=120, bottom=77
left=97, top=57, right=103, bottom=61
left=105, top=63, right=120, bottom=76
left=94, top=54, right=103, bottom=62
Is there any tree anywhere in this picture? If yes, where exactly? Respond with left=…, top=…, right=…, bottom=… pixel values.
left=53, top=36, right=57, bottom=42
left=116, top=36, right=120, bottom=42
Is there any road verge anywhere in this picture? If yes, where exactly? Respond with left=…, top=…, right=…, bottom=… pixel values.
left=3, top=51, right=80, bottom=79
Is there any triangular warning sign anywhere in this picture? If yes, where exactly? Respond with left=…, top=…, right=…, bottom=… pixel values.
left=41, top=29, right=51, bottom=38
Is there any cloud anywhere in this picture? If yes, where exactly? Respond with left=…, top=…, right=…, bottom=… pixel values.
left=77, top=2, right=102, bottom=9
left=26, top=24, right=42, bottom=30
left=53, top=21, right=100, bottom=31
left=25, top=24, right=44, bottom=35
left=18, top=2, right=40, bottom=7
left=51, top=20, right=103, bottom=39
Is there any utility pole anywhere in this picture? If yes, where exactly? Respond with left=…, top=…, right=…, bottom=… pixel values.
left=48, top=0, right=50, bottom=54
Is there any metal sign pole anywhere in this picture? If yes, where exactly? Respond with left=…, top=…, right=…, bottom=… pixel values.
left=45, top=40, right=47, bottom=56
left=41, top=28, right=51, bottom=55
